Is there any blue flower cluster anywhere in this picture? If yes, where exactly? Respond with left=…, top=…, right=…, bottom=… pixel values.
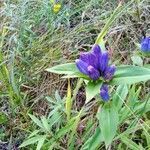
left=141, top=37, right=150, bottom=52
left=75, top=44, right=116, bottom=101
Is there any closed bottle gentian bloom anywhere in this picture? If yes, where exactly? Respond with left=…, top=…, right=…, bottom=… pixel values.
left=141, top=37, right=150, bottom=52
left=104, top=65, right=116, bottom=80
left=100, top=84, right=109, bottom=101
left=75, top=44, right=116, bottom=81
left=75, top=44, right=116, bottom=101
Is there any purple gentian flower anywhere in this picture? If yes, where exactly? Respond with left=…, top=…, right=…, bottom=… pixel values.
left=75, top=44, right=116, bottom=101
left=141, top=37, right=150, bottom=52
left=75, top=44, right=116, bottom=81
left=100, top=84, right=109, bottom=101
left=75, top=44, right=102, bottom=80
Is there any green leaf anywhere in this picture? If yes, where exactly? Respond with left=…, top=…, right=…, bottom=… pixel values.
left=81, top=127, right=103, bottom=150
left=127, top=85, right=141, bottom=109
left=97, top=103, right=119, bottom=147
left=144, top=64, right=150, bottom=69
left=143, top=128, right=150, bottom=147
left=113, top=84, right=128, bottom=110
left=28, top=130, right=40, bottom=138
left=55, top=90, right=62, bottom=102
left=121, top=135, right=144, bottom=150
left=28, top=114, right=43, bottom=129
left=36, top=135, right=46, bottom=150
left=85, top=80, right=102, bottom=103
left=19, top=136, right=40, bottom=148
left=46, top=63, right=78, bottom=75
left=68, top=109, right=82, bottom=148
left=133, top=98, right=150, bottom=114
left=56, top=117, right=75, bottom=139
left=0, top=112, right=8, bottom=124
left=62, top=73, right=89, bottom=79
left=41, top=116, right=50, bottom=132
left=131, top=55, right=143, bottom=66
left=48, top=110, right=62, bottom=127
left=111, top=65, right=150, bottom=85
left=66, top=79, right=72, bottom=121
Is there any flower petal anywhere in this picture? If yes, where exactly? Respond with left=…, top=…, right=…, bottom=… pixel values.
left=104, top=65, right=116, bottom=80
left=75, top=59, right=89, bottom=75
left=100, top=84, right=109, bottom=101
left=141, top=37, right=150, bottom=52
left=80, top=52, right=96, bottom=67
left=92, top=44, right=101, bottom=56
left=87, top=65, right=100, bottom=80
left=99, top=52, right=109, bottom=72
left=91, top=44, right=102, bottom=69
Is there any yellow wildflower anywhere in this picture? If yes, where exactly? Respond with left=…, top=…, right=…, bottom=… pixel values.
left=50, top=0, right=61, bottom=13
left=53, top=3, right=61, bottom=13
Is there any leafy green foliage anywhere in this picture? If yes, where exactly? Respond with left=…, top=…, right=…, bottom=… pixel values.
left=113, top=84, right=128, bottom=110
left=0, top=112, right=8, bottom=124
left=46, top=63, right=78, bottom=75
left=85, top=80, right=102, bottom=103
left=81, top=127, right=103, bottom=150
left=111, top=65, right=150, bottom=85
left=121, top=135, right=144, bottom=150
left=97, top=103, right=119, bottom=148
left=131, top=55, right=143, bottom=66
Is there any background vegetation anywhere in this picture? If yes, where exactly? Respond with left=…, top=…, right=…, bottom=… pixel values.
left=0, top=0, right=150, bottom=149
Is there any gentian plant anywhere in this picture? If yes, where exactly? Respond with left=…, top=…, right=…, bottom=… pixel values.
left=75, top=44, right=115, bottom=101
left=46, top=2, right=150, bottom=148
left=46, top=4, right=150, bottom=103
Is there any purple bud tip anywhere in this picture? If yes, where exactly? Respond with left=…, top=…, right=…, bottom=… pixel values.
left=100, top=84, right=109, bottom=101
left=75, top=59, right=89, bottom=75
left=87, top=65, right=100, bottom=80
left=92, top=44, right=101, bottom=54
left=104, top=65, right=116, bottom=80
left=99, top=51, right=109, bottom=72
left=141, top=37, right=150, bottom=52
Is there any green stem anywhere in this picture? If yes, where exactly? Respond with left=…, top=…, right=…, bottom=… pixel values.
left=95, top=3, right=122, bottom=44
left=72, top=78, right=83, bottom=101
left=95, top=1, right=134, bottom=45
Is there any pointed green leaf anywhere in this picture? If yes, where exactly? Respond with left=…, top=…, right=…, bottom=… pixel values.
left=81, top=127, right=103, bottom=150
left=36, top=135, right=46, bottom=150
left=19, top=136, right=40, bottom=148
left=46, top=63, right=78, bottom=75
left=28, top=114, right=43, bottom=129
left=111, top=65, right=150, bottom=85
left=97, top=103, right=119, bottom=147
left=85, top=80, right=102, bottom=103
left=131, top=55, right=143, bottom=66
left=41, top=116, right=50, bottom=131
left=28, top=130, right=40, bottom=138
left=121, top=135, right=144, bottom=150
left=113, top=84, right=128, bottom=110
